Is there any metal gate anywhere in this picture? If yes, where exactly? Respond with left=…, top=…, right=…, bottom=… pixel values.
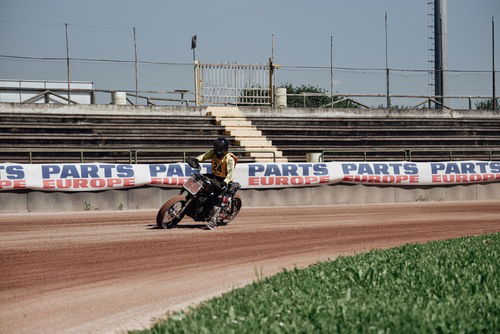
left=194, top=59, right=274, bottom=106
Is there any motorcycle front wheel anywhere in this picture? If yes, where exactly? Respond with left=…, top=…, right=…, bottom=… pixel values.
left=156, top=195, right=187, bottom=229
left=218, top=194, right=242, bottom=226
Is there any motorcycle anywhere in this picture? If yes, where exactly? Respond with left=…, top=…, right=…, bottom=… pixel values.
left=156, top=158, right=242, bottom=229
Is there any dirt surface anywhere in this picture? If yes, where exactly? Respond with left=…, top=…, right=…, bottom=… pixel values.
left=1, top=201, right=499, bottom=334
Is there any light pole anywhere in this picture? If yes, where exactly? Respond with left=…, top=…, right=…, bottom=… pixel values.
left=385, top=12, right=391, bottom=108
left=330, top=35, right=334, bottom=107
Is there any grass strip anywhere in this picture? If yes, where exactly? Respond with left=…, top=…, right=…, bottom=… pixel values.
left=131, top=233, right=500, bottom=333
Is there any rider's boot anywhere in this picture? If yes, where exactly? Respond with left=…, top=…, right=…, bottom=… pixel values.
left=207, top=206, right=221, bottom=230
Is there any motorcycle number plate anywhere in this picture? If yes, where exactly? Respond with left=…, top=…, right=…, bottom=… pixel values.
left=183, top=177, right=203, bottom=195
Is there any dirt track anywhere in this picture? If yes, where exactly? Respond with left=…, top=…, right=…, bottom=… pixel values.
left=1, top=201, right=499, bottom=334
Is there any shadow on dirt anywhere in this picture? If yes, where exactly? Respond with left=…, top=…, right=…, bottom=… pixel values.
left=146, top=224, right=208, bottom=230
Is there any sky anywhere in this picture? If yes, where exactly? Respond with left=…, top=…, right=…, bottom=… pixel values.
left=0, top=0, right=499, bottom=107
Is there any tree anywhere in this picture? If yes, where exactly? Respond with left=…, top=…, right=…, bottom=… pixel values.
left=280, top=83, right=358, bottom=108
left=238, top=83, right=359, bottom=108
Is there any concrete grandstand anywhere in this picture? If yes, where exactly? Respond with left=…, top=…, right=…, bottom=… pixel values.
left=1, top=103, right=500, bottom=164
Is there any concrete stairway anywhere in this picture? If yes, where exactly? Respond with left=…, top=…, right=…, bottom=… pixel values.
left=206, top=107, right=287, bottom=162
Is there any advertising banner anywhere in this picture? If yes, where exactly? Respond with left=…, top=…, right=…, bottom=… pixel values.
left=1, top=161, right=500, bottom=192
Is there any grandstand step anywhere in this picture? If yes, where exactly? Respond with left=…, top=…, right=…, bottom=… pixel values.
left=268, top=136, right=500, bottom=141
left=0, top=133, right=229, bottom=139
left=255, top=127, right=500, bottom=135
left=0, top=112, right=217, bottom=122
left=253, top=124, right=500, bottom=130
left=225, top=128, right=263, bottom=137
left=205, top=107, right=243, bottom=118
left=242, top=146, right=281, bottom=151
left=246, top=152, right=284, bottom=159
left=247, top=152, right=287, bottom=161
left=236, top=138, right=274, bottom=146
left=219, top=119, right=253, bottom=127
left=244, top=148, right=283, bottom=158
left=0, top=122, right=221, bottom=128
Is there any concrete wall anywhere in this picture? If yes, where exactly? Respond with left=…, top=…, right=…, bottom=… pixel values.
left=236, top=106, right=500, bottom=119
left=1, top=183, right=499, bottom=213
left=2, top=102, right=500, bottom=119
left=0, top=102, right=205, bottom=117
left=2, top=103, right=499, bottom=212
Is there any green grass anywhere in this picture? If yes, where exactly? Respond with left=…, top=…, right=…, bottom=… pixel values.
left=131, top=233, right=500, bottom=334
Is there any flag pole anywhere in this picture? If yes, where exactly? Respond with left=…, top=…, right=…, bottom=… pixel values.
left=191, top=35, right=199, bottom=106
left=191, top=35, right=197, bottom=62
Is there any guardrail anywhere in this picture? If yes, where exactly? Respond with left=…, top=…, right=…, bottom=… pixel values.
left=0, top=86, right=195, bottom=106
left=1, top=86, right=498, bottom=110
left=321, top=149, right=500, bottom=162
left=288, top=93, right=499, bottom=110
left=134, top=149, right=276, bottom=163
left=1, top=148, right=498, bottom=164
left=0, top=148, right=277, bottom=163
left=0, top=148, right=135, bottom=164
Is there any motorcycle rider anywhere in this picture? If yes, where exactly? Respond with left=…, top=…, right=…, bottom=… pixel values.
left=189, top=137, right=239, bottom=229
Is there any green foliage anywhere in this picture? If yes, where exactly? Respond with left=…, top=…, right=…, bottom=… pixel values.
left=475, top=98, right=499, bottom=110
left=131, top=233, right=500, bottom=334
left=237, top=83, right=359, bottom=108
left=282, top=83, right=358, bottom=108
left=237, top=86, right=270, bottom=106
left=376, top=104, right=414, bottom=110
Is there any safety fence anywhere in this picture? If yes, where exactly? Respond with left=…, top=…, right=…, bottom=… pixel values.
left=1, top=78, right=497, bottom=111
left=0, top=22, right=497, bottom=109
left=320, top=148, right=500, bottom=162
left=3, top=147, right=499, bottom=165
left=0, top=148, right=277, bottom=164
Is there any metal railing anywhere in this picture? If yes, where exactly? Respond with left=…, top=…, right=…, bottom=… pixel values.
left=2, top=85, right=497, bottom=110
left=0, top=86, right=195, bottom=106
left=321, top=148, right=500, bottom=162
left=2, top=147, right=499, bottom=164
left=0, top=148, right=135, bottom=164
left=288, top=92, right=499, bottom=110
left=0, top=148, right=277, bottom=164
left=134, top=148, right=277, bottom=163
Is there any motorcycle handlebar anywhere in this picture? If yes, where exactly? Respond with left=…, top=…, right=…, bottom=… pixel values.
left=185, top=159, right=225, bottom=190
left=186, top=157, right=201, bottom=170
left=199, top=174, right=226, bottom=190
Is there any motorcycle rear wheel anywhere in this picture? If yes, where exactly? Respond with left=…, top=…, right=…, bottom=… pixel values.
left=218, top=194, right=242, bottom=226
left=156, top=195, right=187, bottom=229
